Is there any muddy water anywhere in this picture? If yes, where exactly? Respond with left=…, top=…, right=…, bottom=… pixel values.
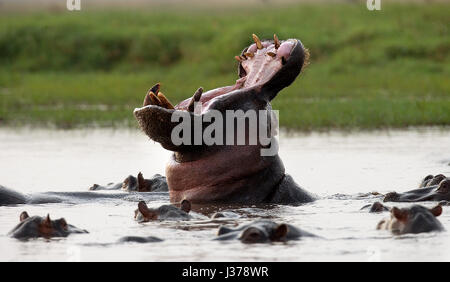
left=0, top=127, right=449, bottom=261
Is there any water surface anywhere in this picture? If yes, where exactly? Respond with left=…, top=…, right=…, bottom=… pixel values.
left=1, top=128, right=449, bottom=261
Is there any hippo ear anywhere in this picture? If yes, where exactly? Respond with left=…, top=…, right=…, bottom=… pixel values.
left=138, top=201, right=158, bottom=221
left=430, top=205, right=443, bottom=217
left=271, top=224, right=288, bottom=241
left=137, top=172, right=147, bottom=192
left=180, top=199, right=191, bottom=213
left=392, top=207, right=408, bottom=221
left=421, top=174, right=434, bottom=187
left=20, top=211, right=29, bottom=222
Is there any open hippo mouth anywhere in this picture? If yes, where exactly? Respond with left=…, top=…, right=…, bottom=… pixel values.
left=133, top=34, right=309, bottom=204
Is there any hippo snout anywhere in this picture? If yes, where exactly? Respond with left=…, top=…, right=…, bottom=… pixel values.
left=384, top=192, right=400, bottom=202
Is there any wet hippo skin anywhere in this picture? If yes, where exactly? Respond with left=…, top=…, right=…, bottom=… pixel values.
left=0, top=173, right=168, bottom=206
left=90, top=173, right=168, bottom=192
left=133, top=34, right=315, bottom=205
left=384, top=174, right=450, bottom=203
left=117, top=236, right=163, bottom=243
left=361, top=202, right=390, bottom=213
left=377, top=204, right=444, bottom=235
left=8, top=212, right=88, bottom=239
left=134, top=200, right=192, bottom=222
left=214, top=219, right=315, bottom=243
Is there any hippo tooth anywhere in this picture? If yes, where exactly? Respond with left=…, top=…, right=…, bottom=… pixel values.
left=267, top=52, right=276, bottom=58
left=274, top=34, right=280, bottom=49
left=157, top=92, right=175, bottom=109
left=194, top=87, right=203, bottom=101
left=244, top=52, right=254, bottom=58
left=150, top=82, right=161, bottom=95
left=143, top=93, right=152, bottom=106
left=252, top=34, right=263, bottom=50
left=149, top=92, right=162, bottom=106
left=188, top=87, right=203, bottom=112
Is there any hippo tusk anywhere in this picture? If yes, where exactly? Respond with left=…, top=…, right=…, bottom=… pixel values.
left=143, top=93, right=152, bottom=106
left=244, top=52, right=254, bottom=58
left=252, top=34, right=263, bottom=50
left=188, top=87, right=203, bottom=112
left=274, top=34, right=280, bottom=49
left=235, top=55, right=244, bottom=62
left=149, top=82, right=161, bottom=95
left=267, top=52, right=276, bottom=58
left=157, top=92, right=175, bottom=109
left=149, top=92, right=162, bottom=106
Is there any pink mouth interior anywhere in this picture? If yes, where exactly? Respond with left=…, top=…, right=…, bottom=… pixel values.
left=174, top=39, right=296, bottom=113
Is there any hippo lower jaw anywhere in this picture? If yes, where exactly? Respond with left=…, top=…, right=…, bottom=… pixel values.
left=134, top=34, right=313, bottom=204
left=166, top=145, right=286, bottom=204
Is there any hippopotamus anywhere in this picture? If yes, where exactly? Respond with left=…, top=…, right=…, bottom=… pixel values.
left=117, top=236, right=163, bottom=243
left=361, top=201, right=390, bottom=213
left=384, top=174, right=450, bottom=202
left=0, top=173, right=168, bottom=206
left=134, top=200, right=192, bottom=222
left=133, top=33, right=315, bottom=205
left=376, top=204, right=444, bottom=235
left=214, top=219, right=315, bottom=243
left=8, top=211, right=88, bottom=239
left=89, top=173, right=168, bottom=192
left=419, top=174, right=446, bottom=188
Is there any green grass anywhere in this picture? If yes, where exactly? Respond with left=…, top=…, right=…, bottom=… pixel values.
left=0, top=2, right=449, bottom=130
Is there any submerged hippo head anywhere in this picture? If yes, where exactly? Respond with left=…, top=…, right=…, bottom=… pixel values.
left=377, top=205, right=444, bottom=235
left=420, top=174, right=446, bottom=188
left=134, top=34, right=310, bottom=204
left=122, top=173, right=168, bottom=192
left=361, top=201, right=389, bottom=213
left=384, top=174, right=450, bottom=202
left=215, top=219, right=315, bottom=244
left=134, top=200, right=192, bottom=222
left=8, top=212, right=88, bottom=239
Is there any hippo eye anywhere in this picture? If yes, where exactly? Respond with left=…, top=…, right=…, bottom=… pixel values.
left=59, top=218, right=68, bottom=230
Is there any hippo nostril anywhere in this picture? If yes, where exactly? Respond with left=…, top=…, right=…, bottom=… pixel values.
left=370, top=202, right=387, bottom=212
left=241, top=227, right=263, bottom=243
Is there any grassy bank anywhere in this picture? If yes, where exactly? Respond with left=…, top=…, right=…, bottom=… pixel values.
left=0, top=2, right=449, bottom=130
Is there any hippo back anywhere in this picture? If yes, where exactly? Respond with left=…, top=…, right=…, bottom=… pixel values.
left=0, top=185, right=27, bottom=206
